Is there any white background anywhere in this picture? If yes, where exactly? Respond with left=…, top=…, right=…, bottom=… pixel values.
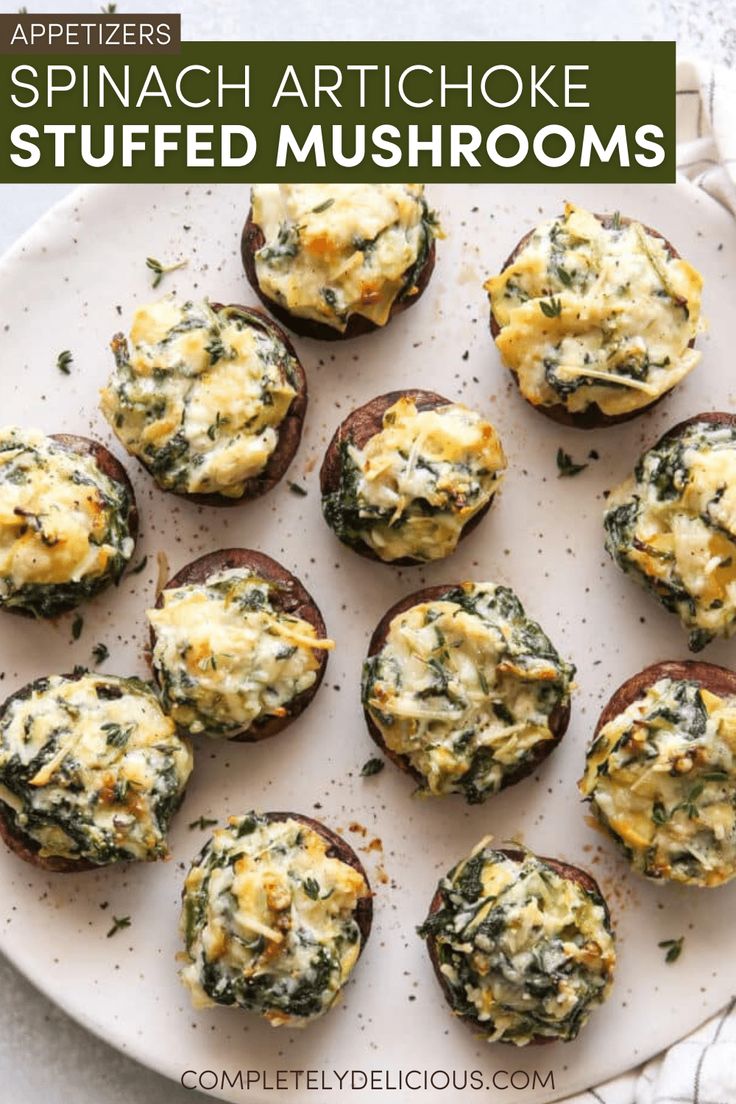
left=0, top=1, right=735, bottom=1102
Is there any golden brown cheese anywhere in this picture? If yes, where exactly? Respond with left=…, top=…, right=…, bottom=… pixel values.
left=419, top=842, right=615, bottom=1044
left=604, top=420, right=736, bottom=651
left=0, top=674, right=192, bottom=863
left=580, top=677, right=736, bottom=887
left=0, top=427, right=134, bottom=606
left=180, top=814, right=369, bottom=1024
left=362, top=582, right=574, bottom=801
left=100, top=299, right=298, bottom=497
left=485, top=204, right=703, bottom=416
left=148, top=569, right=334, bottom=737
left=252, top=184, right=438, bottom=331
left=324, top=397, right=506, bottom=563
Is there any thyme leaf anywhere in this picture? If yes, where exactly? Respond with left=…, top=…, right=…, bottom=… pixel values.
left=145, top=256, right=188, bottom=289
left=188, top=815, right=218, bottom=831
left=360, top=757, right=385, bottom=777
left=107, top=915, right=131, bottom=938
left=652, top=800, right=669, bottom=825
left=303, top=877, right=320, bottom=900
left=658, top=936, right=684, bottom=963
left=539, top=297, right=562, bottom=319
left=57, top=350, right=73, bottom=375
left=102, top=722, right=133, bottom=748
left=556, top=448, right=588, bottom=477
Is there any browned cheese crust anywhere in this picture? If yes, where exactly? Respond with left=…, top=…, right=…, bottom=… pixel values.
left=0, top=674, right=101, bottom=872
left=241, top=209, right=436, bottom=341
left=151, top=548, right=329, bottom=742
left=364, top=585, right=570, bottom=789
left=168, top=304, right=307, bottom=507
left=594, top=659, right=736, bottom=742
left=262, top=811, right=373, bottom=948
left=51, top=433, right=139, bottom=543
left=424, top=848, right=607, bottom=1045
left=650, top=410, right=736, bottom=451
left=319, top=389, right=495, bottom=566
left=489, top=214, right=692, bottom=429
left=3, top=433, right=139, bottom=622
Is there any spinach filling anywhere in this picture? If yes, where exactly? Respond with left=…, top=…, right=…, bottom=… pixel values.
left=580, top=678, right=736, bottom=886
left=255, top=189, right=438, bottom=327
left=322, top=400, right=505, bottom=563
left=149, top=570, right=329, bottom=738
left=362, top=583, right=574, bottom=803
left=396, top=198, right=439, bottom=301
left=418, top=846, right=615, bottom=1044
left=0, top=431, right=135, bottom=618
left=199, top=938, right=344, bottom=1019
left=544, top=350, right=673, bottom=400
left=323, top=439, right=487, bottom=539
left=102, top=301, right=299, bottom=497
left=322, top=439, right=365, bottom=544
left=604, top=421, right=736, bottom=651
left=180, top=813, right=366, bottom=1022
left=486, top=203, right=702, bottom=417
left=0, top=674, right=191, bottom=864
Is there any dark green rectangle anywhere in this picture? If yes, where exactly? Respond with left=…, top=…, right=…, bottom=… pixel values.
left=0, top=40, right=675, bottom=182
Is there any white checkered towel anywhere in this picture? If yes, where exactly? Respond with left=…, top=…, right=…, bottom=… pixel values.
left=564, top=56, right=736, bottom=1104
left=566, top=999, right=736, bottom=1104
left=676, top=58, right=736, bottom=216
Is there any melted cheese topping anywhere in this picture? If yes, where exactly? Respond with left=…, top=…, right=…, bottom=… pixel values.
left=0, top=674, right=192, bottom=864
left=323, top=397, right=506, bottom=563
left=605, top=420, right=736, bottom=651
left=485, top=203, right=703, bottom=416
left=580, top=678, right=736, bottom=887
left=148, top=568, right=334, bottom=737
left=420, top=842, right=615, bottom=1045
left=100, top=299, right=298, bottom=498
left=363, top=582, right=573, bottom=801
left=180, top=813, right=369, bottom=1024
left=0, top=427, right=135, bottom=613
left=252, top=184, right=438, bottom=332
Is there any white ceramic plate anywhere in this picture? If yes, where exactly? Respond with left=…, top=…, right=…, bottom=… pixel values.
left=0, top=181, right=735, bottom=1104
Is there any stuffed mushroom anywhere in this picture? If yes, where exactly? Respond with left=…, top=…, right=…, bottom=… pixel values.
left=485, top=203, right=703, bottom=428
left=242, top=184, right=440, bottom=340
left=320, top=390, right=506, bottom=565
left=580, top=660, right=736, bottom=888
left=179, top=811, right=372, bottom=1025
left=604, top=414, right=736, bottom=651
left=419, top=842, right=615, bottom=1045
left=0, top=671, right=192, bottom=871
left=0, top=427, right=137, bottom=618
left=147, top=549, right=333, bottom=740
left=362, top=582, right=574, bottom=802
left=100, top=299, right=307, bottom=505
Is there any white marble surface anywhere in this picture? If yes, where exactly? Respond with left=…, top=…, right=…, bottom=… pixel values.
left=0, top=0, right=734, bottom=1101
